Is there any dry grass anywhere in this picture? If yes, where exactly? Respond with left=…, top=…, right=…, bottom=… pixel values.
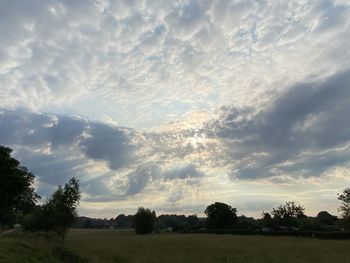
left=66, top=229, right=350, bottom=263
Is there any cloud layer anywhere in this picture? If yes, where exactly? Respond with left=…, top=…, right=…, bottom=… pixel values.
left=1, top=0, right=350, bottom=128
left=1, top=0, right=350, bottom=217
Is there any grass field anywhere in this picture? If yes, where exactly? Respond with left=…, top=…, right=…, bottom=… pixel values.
left=1, top=229, right=350, bottom=263
left=66, top=229, right=350, bottom=263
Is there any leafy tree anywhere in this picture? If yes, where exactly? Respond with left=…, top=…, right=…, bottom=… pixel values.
left=271, top=201, right=305, bottom=227
left=23, top=177, right=80, bottom=239
left=0, top=146, right=39, bottom=226
left=338, top=188, right=350, bottom=219
left=316, top=211, right=337, bottom=226
left=204, top=202, right=238, bottom=229
left=134, top=207, right=156, bottom=234
left=42, top=177, right=80, bottom=237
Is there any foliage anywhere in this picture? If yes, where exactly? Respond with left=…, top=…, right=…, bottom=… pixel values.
left=23, top=178, right=80, bottom=239
left=261, top=212, right=277, bottom=229
left=114, top=214, right=135, bottom=228
left=338, top=188, right=350, bottom=219
left=204, top=202, right=238, bottom=229
left=156, top=214, right=187, bottom=231
left=187, top=214, right=200, bottom=229
left=134, top=207, right=156, bottom=234
left=271, top=201, right=305, bottom=227
left=237, top=215, right=257, bottom=229
left=316, top=211, right=337, bottom=226
left=298, top=217, right=323, bottom=231
left=0, top=146, right=39, bottom=226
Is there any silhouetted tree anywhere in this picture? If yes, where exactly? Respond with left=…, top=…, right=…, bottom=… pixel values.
left=261, top=212, right=276, bottom=229
left=187, top=214, right=199, bottom=229
left=134, top=207, right=156, bottom=234
left=338, top=188, right=350, bottom=218
left=0, top=146, right=39, bottom=227
left=316, top=211, right=337, bottom=226
left=237, top=215, right=257, bottom=229
left=298, top=217, right=322, bottom=231
left=205, top=202, right=238, bottom=229
left=338, top=188, right=350, bottom=229
left=114, top=214, right=135, bottom=228
left=156, top=214, right=187, bottom=231
left=271, top=201, right=305, bottom=227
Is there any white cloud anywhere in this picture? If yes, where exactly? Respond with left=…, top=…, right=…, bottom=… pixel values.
left=0, top=0, right=348, bottom=128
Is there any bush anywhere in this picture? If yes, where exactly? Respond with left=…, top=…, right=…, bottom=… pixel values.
left=134, top=207, right=156, bottom=234
left=298, top=218, right=323, bottom=231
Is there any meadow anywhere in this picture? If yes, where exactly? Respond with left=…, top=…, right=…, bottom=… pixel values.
left=1, top=229, right=350, bottom=263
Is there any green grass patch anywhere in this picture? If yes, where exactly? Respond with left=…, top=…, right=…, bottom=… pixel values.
left=0, top=230, right=86, bottom=263
left=0, top=231, right=60, bottom=263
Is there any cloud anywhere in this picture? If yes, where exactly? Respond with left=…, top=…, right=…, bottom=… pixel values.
left=0, top=108, right=140, bottom=198
left=163, top=163, right=204, bottom=181
left=125, top=163, right=161, bottom=196
left=79, top=123, right=137, bottom=170
left=206, top=69, right=350, bottom=179
left=0, top=0, right=348, bottom=129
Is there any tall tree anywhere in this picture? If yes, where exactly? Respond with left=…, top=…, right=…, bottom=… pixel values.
left=23, top=177, right=81, bottom=240
left=338, top=188, right=350, bottom=219
left=42, top=177, right=81, bottom=237
left=205, top=202, right=238, bottom=229
left=316, top=211, right=337, bottom=226
left=271, top=201, right=305, bottom=227
left=134, top=207, right=156, bottom=234
left=0, top=146, right=39, bottom=226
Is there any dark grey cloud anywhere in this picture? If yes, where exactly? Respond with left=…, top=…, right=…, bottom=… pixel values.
left=50, top=116, right=86, bottom=148
left=0, top=108, right=139, bottom=198
left=0, top=109, right=42, bottom=145
left=14, top=148, right=85, bottom=188
left=163, top=163, right=204, bottom=181
left=79, top=123, right=137, bottom=170
left=207, top=69, right=350, bottom=179
left=125, top=163, right=161, bottom=196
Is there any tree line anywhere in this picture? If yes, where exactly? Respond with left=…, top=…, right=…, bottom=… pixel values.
left=120, top=200, right=348, bottom=235
left=1, top=145, right=350, bottom=238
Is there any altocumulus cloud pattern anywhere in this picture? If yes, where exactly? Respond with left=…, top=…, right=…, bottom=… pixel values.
left=0, top=0, right=350, bottom=217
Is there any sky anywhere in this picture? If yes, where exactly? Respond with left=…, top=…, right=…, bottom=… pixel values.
left=1, top=0, right=350, bottom=218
